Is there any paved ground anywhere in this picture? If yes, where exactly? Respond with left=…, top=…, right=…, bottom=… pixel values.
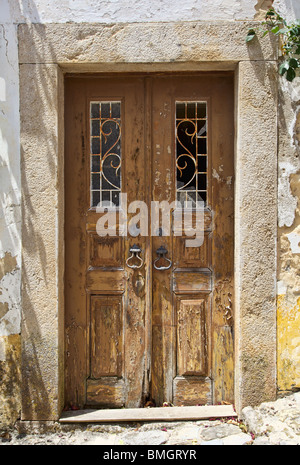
left=1, top=393, right=300, bottom=445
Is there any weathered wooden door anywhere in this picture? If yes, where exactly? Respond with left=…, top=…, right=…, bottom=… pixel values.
left=65, top=74, right=234, bottom=409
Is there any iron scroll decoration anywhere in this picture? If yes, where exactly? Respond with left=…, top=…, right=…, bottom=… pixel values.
left=100, top=118, right=121, bottom=190
left=175, top=101, right=208, bottom=206
left=90, top=101, right=122, bottom=207
left=153, top=246, right=172, bottom=271
left=126, top=244, right=144, bottom=269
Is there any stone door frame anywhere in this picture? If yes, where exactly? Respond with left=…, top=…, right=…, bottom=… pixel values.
left=19, top=21, right=278, bottom=420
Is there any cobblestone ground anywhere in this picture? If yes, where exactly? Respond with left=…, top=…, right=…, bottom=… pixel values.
left=1, top=393, right=300, bottom=445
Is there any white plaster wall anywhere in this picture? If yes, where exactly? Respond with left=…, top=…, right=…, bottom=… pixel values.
left=0, top=19, right=21, bottom=337
left=1, top=0, right=297, bottom=25
left=274, top=3, right=300, bottom=302
left=274, top=0, right=300, bottom=23
left=277, top=75, right=300, bottom=230
left=3, top=0, right=257, bottom=24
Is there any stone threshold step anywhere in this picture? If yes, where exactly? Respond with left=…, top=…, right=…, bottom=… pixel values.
left=59, top=404, right=237, bottom=423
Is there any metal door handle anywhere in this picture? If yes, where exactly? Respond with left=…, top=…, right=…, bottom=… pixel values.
left=153, top=245, right=172, bottom=271
left=126, top=244, right=144, bottom=269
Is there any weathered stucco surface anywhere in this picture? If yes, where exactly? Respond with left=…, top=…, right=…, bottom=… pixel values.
left=0, top=15, right=21, bottom=429
left=277, top=79, right=300, bottom=392
left=2, top=0, right=257, bottom=24
left=0, top=0, right=299, bottom=428
left=0, top=19, right=21, bottom=337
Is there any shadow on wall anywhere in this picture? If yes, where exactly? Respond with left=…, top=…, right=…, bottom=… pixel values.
left=0, top=2, right=24, bottom=428
left=2, top=0, right=62, bottom=422
left=246, top=9, right=278, bottom=98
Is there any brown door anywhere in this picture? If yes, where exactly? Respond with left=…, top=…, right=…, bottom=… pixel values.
left=65, top=74, right=234, bottom=410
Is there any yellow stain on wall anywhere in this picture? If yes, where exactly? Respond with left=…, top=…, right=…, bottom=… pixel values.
left=277, top=295, right=300, bottom=391
left=0, top=334, right=21, bottom=428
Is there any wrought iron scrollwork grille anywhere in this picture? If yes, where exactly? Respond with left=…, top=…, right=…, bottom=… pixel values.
left=90, top=101, right=122, bottom=208
left=175, top=101, right=208, bottom=206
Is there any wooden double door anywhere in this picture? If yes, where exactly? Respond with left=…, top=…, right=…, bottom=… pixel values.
left=65, top=73, right=234, bottom=409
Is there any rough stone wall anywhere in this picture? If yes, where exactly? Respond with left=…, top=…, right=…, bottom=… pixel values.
left=0, top=0, right=299, bottom=428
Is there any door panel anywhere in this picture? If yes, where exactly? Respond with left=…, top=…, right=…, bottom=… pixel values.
left=64, top=73, right=234, bottom=409
left=150, top=75, right=234, bottom=406
left=90, top=295, right=123, bottom=379
left=87, top=232, right=124, bottom=268
left=65, top=77, right=149, bottom=409
left=173, top=232, right=212, bottom=268
left=176, top=296, right=209, bottom=376
left=87, top=295, right=125, bottom=407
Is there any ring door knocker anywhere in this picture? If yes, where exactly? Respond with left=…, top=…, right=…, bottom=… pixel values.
left=153, top=245, right=172, bottom=271
left=126, top=244, right=144, bottom=269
